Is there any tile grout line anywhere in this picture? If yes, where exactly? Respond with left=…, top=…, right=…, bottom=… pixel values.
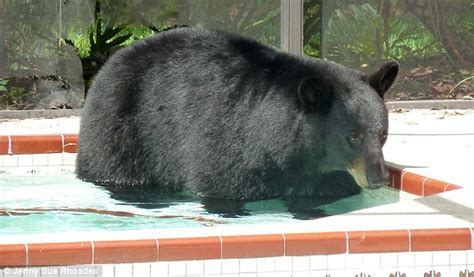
left=24, top=243, right=28, bottom=266
left=421, top=177, right=429, bottom=197
left=218, top=236, right=223, bottom=259
left=61, top=134, right=65, bottom=153
left=90, top=241, right=95, bottom=264
left=400, top=170, right=408, bottom=192
left=470, top=227, right=474, bottom=250
left=443, top=183, right=452, bottom=192
left=344, top=231, right=349, bottom=254
left=407, top=229, right=412, bottom=252
left=282, top=233, right=286, bottom=257
left=155, top=238, right=160, bottom=262
left=7, top=135, right=12, bottom=155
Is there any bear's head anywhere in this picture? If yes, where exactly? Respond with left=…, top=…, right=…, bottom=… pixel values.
left=298, top=61, right=399, bottom=190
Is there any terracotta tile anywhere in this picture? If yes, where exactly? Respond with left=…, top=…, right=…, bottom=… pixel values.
left=411, top=228, right=471, bottom=251
left=401, top=171, right=425, bottom=196
left=11, top=135, right=63, bottom=155
left=63, top=134, right=78, bottom=153
left=348, top=230, right=409, bottom=253
left=159, top=237, right=221, bottom=261
left=444, top=184, right=462, bottom=192
left=222, top=234, right=284, bottom=259
left=285, top=232, right=346, bottom=256
left=388, top=168, right=402, bottom=190
left=471, top=227, right=474, bottom=250
left=28, top=242, right=92, bottom=266
left=0, top=136, right=9, bottom=155
left=423, top=178, right=449, bottom=196
left=0, top=244, right=27, bottom=267
left=94, top=239, right=157, bottom=264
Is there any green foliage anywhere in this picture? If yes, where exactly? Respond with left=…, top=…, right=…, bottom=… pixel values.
left=0, top=79, right=8, bottom=92
left=0, top=79, right=31, bottom=107
left=324, top=3, right=444, bottom=66
left=303, top=0, right=322, bottom=57
left=89, top=20, right=132, bottom=57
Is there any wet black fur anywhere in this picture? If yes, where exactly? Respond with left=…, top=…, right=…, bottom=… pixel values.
left=77, top=27, right=398, bottom=201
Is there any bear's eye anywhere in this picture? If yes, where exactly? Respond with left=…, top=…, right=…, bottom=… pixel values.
left=348, top=132, right=363, bottom=145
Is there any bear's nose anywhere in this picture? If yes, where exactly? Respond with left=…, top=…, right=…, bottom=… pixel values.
left=368, top=168, right=389, bottom=189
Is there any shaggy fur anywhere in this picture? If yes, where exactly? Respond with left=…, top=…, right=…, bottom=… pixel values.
left=77, top=27, right=398, bottom=200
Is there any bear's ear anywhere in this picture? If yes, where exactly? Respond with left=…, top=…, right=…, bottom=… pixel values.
left=298, top=76, right=334, bottom=114
left=369, top=60, right=399, bottom=98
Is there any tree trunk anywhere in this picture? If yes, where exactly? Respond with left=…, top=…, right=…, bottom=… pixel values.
left=403, top=0, right=468, bottom=66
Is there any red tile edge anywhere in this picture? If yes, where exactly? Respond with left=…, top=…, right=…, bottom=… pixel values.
left=410, top=228, right=472, bottom=251
left=387, top=166, right=463, bottom=197
left=0, top=227, right=472, bottom=268
left=0, top=135, right=78, bottom=155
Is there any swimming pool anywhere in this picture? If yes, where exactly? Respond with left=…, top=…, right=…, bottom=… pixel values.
left=0, top=174, right=407, bottom=236
left=0, top=133, right=472, bottom=276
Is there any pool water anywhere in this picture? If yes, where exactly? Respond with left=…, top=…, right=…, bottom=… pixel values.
left=0, top=174, right=404, bottom=235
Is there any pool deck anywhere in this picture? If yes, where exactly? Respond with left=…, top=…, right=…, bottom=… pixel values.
left=0, top=108, right=473, bottom=242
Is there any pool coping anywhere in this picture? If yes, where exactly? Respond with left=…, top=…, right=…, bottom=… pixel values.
left=0, top=134, right=472, bottom=268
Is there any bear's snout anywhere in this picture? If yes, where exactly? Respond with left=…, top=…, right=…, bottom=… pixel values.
left=347, top=155, right=389, bottom=189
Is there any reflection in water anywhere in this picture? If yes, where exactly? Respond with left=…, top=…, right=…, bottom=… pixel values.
left=98, top=171, right=362, bottom=220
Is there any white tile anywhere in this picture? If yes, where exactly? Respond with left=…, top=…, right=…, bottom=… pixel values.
left=432, top=266, right=451, bottom=276
left=47, top=153, right=63, bottom=166
left=239, top=273, right=258, bottom=277
left=221, top=259, right=240, bottom=274
left=274, top=256, right=292, bottom=272
left=345, top=253, right=363, bottom=269
left=324, top=269, right=347, bottom=277
left=292, top=256, right=310, bottom=272
left=186, top=260, right=204, bottom=275
left=256, top=257, right=274, bottom=273
left=291, top=271, right=311, bottom=277
left=414, top=266, right=436, bottom=276
left=114, top=264, right=133, bottom=277
left=258, top=273, right=278, bottom=277
left=3, top=155, right=18, bottom=167
left=17, top=155, right=33, bottom=167
left=415, top=252, right=433, bottom=267
left=101, top=264, right=115, bottom=277
left=151, top=262, right=168, bottom=276
left=310, top=255, right=327, bottom=271
left=327, top=254, right=345, bottom=270
left=132, top=263, right=150, bottom=277
left=204, top=259, right=222, bottom=275
left=239, top=258, right=257, bottom=273
left=431, top=251, right=450, bottom=266
left=363, top=253, right=380, bottom=269
left=309, top=271, right=328, bottom=277
left=271, top=273, right=293, bottom=277
left=379, top=253, right=398, bottom=268
left=377, top=268, right=403, bottom=277
left=344, top=269, right=372, bottom=277
left=397, top=252, right=415, bottom=267
left=62, top=153, right=76, bottom=166
left=450, top=265, right=469, bottom=276
left=32, top=154, right=49, bottom=166
left=468, top=250, right=474, bottom=265
left=450, top=250, right=468, bottom=265
left=396, top=267, right=416, bottom=276
left=168, top=261, right=186, bottom=276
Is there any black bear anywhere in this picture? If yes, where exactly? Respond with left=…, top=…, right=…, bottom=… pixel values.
left=77, top=27, right=398, bottom=201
